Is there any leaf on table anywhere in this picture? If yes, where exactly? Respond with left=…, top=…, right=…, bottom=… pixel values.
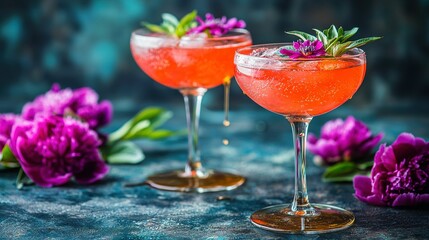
left=16, top=168, right=33, bottom=190
left=104, top=107, right=183, bottom=165
left=322, top=161, right=372, bottom=183
left=0, top=144, right=20, bottom=168
left=108, top=107, right=173, bottom=143
left=131, top=129, right=186, bottom=140
left=104, top=141, right=144, bottom=164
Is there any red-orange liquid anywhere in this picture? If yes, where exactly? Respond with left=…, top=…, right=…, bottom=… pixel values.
left=131, top=34, right=252, bottom=89
left=235, top=58, right=366, bottom=116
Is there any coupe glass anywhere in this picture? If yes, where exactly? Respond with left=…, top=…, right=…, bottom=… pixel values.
left=234, top=43, right=366, bottom=233
left=130, top=29, right=252, bottom=192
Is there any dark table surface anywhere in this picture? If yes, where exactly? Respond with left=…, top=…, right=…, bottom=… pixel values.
left=1, top=104, right=428, bottom=240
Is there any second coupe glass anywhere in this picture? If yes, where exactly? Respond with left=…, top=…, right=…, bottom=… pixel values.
left=234, top=43, right=366, bottom=233
left=131, top=29, right=252, bottom=192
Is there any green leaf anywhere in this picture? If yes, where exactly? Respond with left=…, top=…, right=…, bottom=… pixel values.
left=322, top=28, right=328, bottom=36
left=336, top=27, right=344, bottom=41
left=324, top=37, right=340, bottom=54
left=357, top=161, right=374, bottom=170
left=161, top=22, right=176, bottom=34
left=125, top=120, right=151, bottom=138
left=346, top=37, right=383, bottom=49
left=141, top=22, right=168, bottom=34
left=134, top=129, right=186, bottom=140
left=324, top=162, right=357, bottom=178
left=16, top=168, right=33, bottom=190
left=326, top=25, right=338, bottom=39
left=332, top=41, right=352, bottom=57
left=142, top=11, right=198, bottom=38
left=161, top=13, right=179, bottom=27
left=0, top=145, right=19, bottom=168
left=313, top=29, right=328, bottom=46
left=175, top=10, right=197, bottom=38
left=342, top=27, right=359, bottom=42
left=337, top=27, right=344, bottom=37
left=285, top=31, right=317, bottom=41
left=104, top=141, right=144, bottom=164
left=108, top=107, right=173, bottom=143
left=323, top=175, right=357, bottom=183
left=160, top=13, right=179, bottom=34
left=322, top=161, right=373, bottom=183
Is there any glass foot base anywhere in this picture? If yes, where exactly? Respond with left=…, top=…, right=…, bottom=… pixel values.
left=146, top=170, right=245, bottom=193
left=250, top=203, right=355, bottom=234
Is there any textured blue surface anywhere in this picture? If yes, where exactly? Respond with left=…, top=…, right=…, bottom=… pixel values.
left=0, top=107, right=428, bottom=239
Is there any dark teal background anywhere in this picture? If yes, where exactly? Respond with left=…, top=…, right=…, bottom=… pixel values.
left=1, top=0, right=428, bottom=116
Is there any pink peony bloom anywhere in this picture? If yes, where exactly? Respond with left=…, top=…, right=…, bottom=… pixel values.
left=279, top=40, right=326, bottom=59
left=308, top=116, right=383, bottom=165
left=9, top=115, right=109, bottom=187
left=187, top=13, right=246, bottom=37
left=0, top=114, right=22, bottom=151
left=22, top=84, right=112, bottom=130
left=353, top=133, right=429, bottom=207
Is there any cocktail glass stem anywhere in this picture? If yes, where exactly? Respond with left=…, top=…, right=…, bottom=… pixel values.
left=249, top=115, right=354, bottom=233
left=180, top=88, right=207, bottom=178
left=287, top=116, right=316, bottom=216
left=144, top=87, right=245, bottom=191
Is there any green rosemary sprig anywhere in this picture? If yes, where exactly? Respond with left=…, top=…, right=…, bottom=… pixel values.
left=286, top=25, right=382, bottom=57
left=142, top=10, right=198, bottom=38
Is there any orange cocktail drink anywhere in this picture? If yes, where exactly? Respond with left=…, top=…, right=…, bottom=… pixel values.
left=131, top=30, right=252, bottom=89
left=235, top=43, right=366, bottom=117
left=130, top=28, right=251, bottom=193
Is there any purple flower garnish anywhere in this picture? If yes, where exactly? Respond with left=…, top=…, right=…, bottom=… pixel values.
left=22, top=84, right=112, bottom=130
left=353, top=133, right=429, bottom=207
left=279, top=40, right=326, bottom=59
left=308, top=116, right=383, bottom=165
left=0, top=114, right=21, bottom=151
left=9, top=115, right=109, bottom=187
left=187, top=13, right=246, bottom=37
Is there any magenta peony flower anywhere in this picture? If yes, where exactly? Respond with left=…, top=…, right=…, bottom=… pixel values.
left=9, top=115, right=109, bottom=187
left=187, top=13, right=246, bottom=37
left=308, top=116, right=383, bottom=165
left=279, top=40, right=326, bottom=59
left=353, top=133, right=429, bottom=207
left=22, top=84, right=112, bottom=130
left=0, top=114, right=22, bottom=151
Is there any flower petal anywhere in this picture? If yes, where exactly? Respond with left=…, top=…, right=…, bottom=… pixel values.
left=292, top=41, right=301, bottom=50
left=356, top=133, right=383, bottom=158
left=302, top=40, right=311, bottom=47
left=74, top=154, right=109, bottom=184
left=187, top=13, right=246, bottom=37
left=279, top=48, right=298, bottom=56
left=392, top=193, right=429, bottom=207
left=353, top=175, right=386, bottom=206
left=314, top=40, right=324, bottom=50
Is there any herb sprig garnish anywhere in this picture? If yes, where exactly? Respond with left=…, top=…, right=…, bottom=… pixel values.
left=142, top=11, right=247, bottom=39
left=281, top=25, right=381, bottom=58
left=141, top=10, right=198, bottom=38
